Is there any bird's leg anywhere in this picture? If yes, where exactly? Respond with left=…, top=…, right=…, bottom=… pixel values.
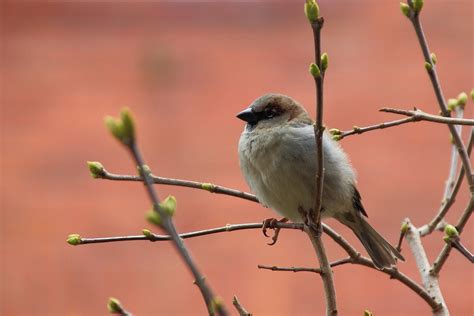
left=298, top=206, right=323, bottom=237
left=262, top=217, right=288, bottom=245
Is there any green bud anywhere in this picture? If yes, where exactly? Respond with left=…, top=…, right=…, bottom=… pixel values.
left=107, top=297, right=123, bottom=314
left=457, top=92, right=468, bottom=107
left=400, top=2, right=410, bottom=17
left=412, top=0, right=423, bottom=13
left=67, top=234, right=82, bottom=246
left=329, top=128, right=341, bottom=136
left=447, top=98, right=458, bottom=112
left=304, top=0, right=320, bottom=24
left=159, top=195, right=177, bottom=216
left=400, top=221, right=409, bottom=234
left=87, top=161, right=105, bottom=178
left=430, top=53, right=437, bottom=65
left=332, top=134, right=342, bottom=142
left=443, top=235, right=450, bottom=243
left=444, top=224, right=459, bottom=238
left=142, top=229, right=153, bottom=239
left=470, top=89, right=474, bottom=100
left=145, top=209, right=162, bottom=226
left=201, top=183, right=216, bottom=192
left=120, top=107, right=135, bottom=143
left=104, top=108, right=136, bottom=146
left=209, top=296, right=224, bottom=315
left=137, top=164, right=152, bottom=176
left=321, top=53, right=329, bottom=72
left=309, top=63, right=321, bottom=78
left=424, top=62, right=432, bottom=72
left=364, top=310, right=373, bottom=316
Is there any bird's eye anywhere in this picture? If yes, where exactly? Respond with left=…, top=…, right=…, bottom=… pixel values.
left=264, top=107, right=277, bottom=118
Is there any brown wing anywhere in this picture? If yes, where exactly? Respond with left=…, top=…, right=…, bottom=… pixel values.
left=352, top=186, right=368, bottom=217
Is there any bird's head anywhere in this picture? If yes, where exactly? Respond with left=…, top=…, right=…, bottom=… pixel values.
left=236, top=93, right=312, bottom=131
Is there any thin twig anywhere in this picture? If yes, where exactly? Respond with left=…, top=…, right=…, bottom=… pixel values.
left=75, top=222, right=304, bottom=245
left=408, top=8, right=474, bottom=192
left=98, top=170, right=258, bottom=203
left=92, top=168, right=439, bottom=311
left=75, top=220, right=439, bottom=311
left=258, top=258, right=352, bottom=274
left=431, top=198, right=474, bottom=275
left=259, top=256, right=441, bottom=312
left=127, top=141, right=227, bottom=316
left=307, top=10, right=338, bottom=316
left=380, top=108, right=474, bottom=126
left=404, top=219, right=446, bottom=315
left=449, top=237, right=474, bottom=263
left=339, top=117, right=417, bottom=140
left=232, top=296, right=252, bottom=316
left=419, top=129, right=473, bottom=236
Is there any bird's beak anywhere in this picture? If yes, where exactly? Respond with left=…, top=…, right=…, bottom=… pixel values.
left=236, top=108, right=259, bottom=125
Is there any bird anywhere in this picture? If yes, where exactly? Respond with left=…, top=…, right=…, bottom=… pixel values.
left=237, top=93, right=404, bottom=270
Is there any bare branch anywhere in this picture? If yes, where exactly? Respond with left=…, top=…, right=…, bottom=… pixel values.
left=449, top=237, right=474, bottom=263
left=339, top=117, right=417, bottom=140
left=419, top=129, right=473, bottom=236
left=404, top=219, right=447, bottom=315
left=431, top=198, right=474, bottom=275
left=75, top=222, right=304, bottom=245
left=258, top=258, right=352, bottom=274
left=98, top=169, right=258, bottom=203
left=380, top=108, right=474, bottom=126
left=232, top=296, right=252, bottom=316
left=407, top=7, right=474, bottom=192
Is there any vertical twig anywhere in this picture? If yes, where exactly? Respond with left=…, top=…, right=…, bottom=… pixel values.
left=304, top=1, right=337, bottom=315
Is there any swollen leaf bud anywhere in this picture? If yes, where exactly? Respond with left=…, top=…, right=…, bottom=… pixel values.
left=104, top=108, right=136, bottom=146
left=470, top=89, right=474, bottom=101
left=364, top=310, right=373, bottom=316
left=87, top=161, right=105, bottom=178
left=201, top=183, right=216, bottom=192
left=137, top=164, right=152, bottom=176
left=159, top=195, right=177, bottom=217
left=400, top=221, right=409, bottom=234
left=304, top=0, right=320, bottom=24
left=309, top=63, right=321, bottom=78
left=145, top=209, right=162, bottom=226
left=332, top=134, right=342, bottom=142
left=321, top=53, right=329, bottom=72
left=142, top=229, right=153, bottom=239
left=329, top=128, right=342, bottom=136
left=444, top=224, right=459, bottom=239
left=430, top=52, right=437, bottom=65
left=457, top=92, right=468, bottom=107
left=412, top=0, right=424, bottom=13
left=107, top=297, right=123, bottom=314
left=120, top=108, right=135, bottom=143
left=400, top=3, right=410, bottom=17
left=447, top=98, right=458, bottom=112
left=67, top=234, right=82, bottom=246
left=424, top=62, right=432, bottom=72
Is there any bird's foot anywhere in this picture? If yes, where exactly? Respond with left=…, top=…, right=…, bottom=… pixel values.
left=262, top=217, right=288, bottom=245
left=298, top=207, right=322, bottom=237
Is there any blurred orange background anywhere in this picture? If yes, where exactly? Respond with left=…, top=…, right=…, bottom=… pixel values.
left=1, top=1, right=473, bottom=315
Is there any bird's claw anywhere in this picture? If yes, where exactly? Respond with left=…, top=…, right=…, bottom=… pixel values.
left=262, top=217, right=288, bottom=245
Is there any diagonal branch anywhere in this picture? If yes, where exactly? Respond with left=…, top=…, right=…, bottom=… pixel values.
left=419, top=129, right=473, bottom=236
left=380, top=108, right=474, bottom=126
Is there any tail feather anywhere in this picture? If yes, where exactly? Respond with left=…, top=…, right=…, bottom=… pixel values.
left=348, top=217, right=405, bottom=270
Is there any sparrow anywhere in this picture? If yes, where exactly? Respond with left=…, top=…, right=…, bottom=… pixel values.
left=237, top=93, right=404, bottom=269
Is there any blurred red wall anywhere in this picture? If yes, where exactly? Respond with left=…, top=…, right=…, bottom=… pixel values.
left=1, top=1, right=473, bottom=315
